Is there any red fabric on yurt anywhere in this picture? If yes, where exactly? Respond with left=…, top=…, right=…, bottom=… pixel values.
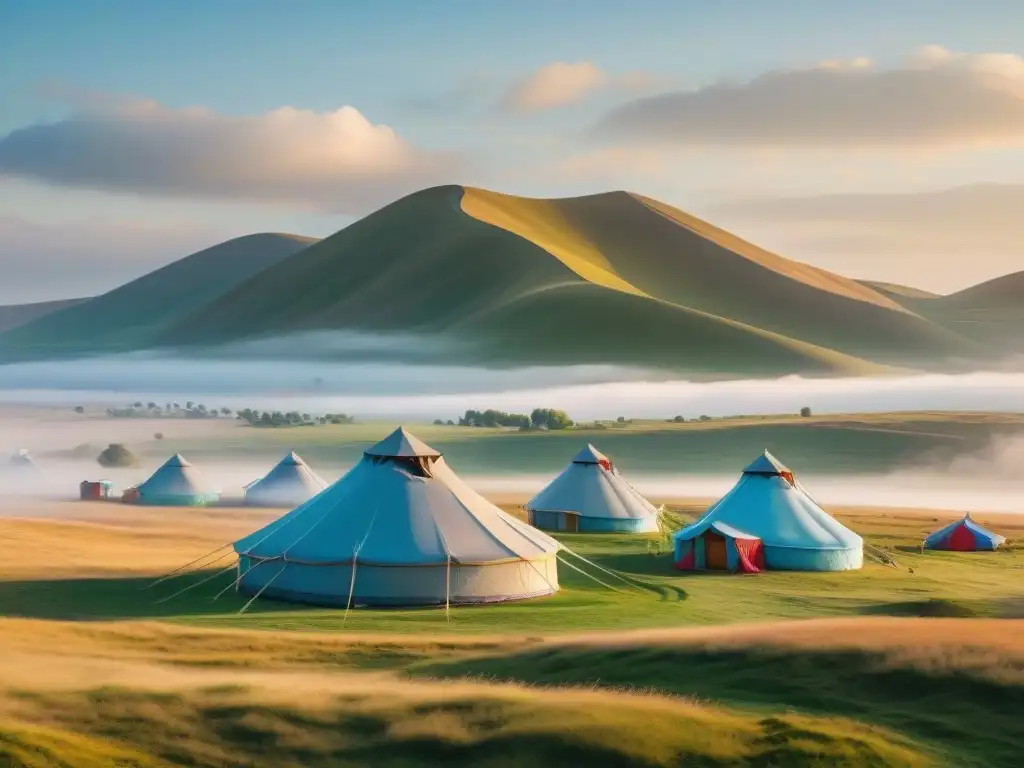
left=674, top=546, right=695, bottom=571
left=734, top=538, right=765, bottom=573
left=946, top=522, right=978, bottom=551
left=598, top=459, right=612, bottom=471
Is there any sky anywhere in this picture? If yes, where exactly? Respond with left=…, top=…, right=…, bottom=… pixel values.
left=2, top=0, right=1024, bottom=301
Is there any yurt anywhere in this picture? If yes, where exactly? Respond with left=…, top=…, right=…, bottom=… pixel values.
left=525, top=444, right=660, bottom=533
left=8, top=449, right=38, bottom=470
left=80, top=480, right=114, bottom=500
left=232, top=427, right=560, bottom=608
left=244, top=451, right=327, bottom=507
left=924, top=514, right=1005, bottom=551
left=123, top=453, right=220, bottom=506
left=674, top=451, right=862, bottom=572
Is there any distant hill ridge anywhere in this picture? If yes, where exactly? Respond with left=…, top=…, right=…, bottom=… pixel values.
left=0, top=233, right=317, bottom=358
left=2, top=185, right=1020, bottom=374
left=0, top=298, right=89, bottom=334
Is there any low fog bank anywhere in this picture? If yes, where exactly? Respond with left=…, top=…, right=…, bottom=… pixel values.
left=3, top=454, right=1023, bottom=516
left=0, top=355, right=1023, bottom=419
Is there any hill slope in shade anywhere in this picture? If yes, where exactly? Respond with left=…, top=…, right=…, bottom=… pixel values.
left=0, top=297, right=88, bottom=333
left=0, top=233, right=317, bottom=358
left=165, top=185, right=982, bottom=374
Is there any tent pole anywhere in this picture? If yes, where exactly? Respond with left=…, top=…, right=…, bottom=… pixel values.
left=342, top=552, right=359, bottom=626
left=556, top=553, right=622, bottom=592
left=445, top=554, right=451, bottom=622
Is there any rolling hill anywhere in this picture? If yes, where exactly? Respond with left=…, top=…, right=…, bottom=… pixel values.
left=162, top=186, right=981, bottom=375
left=0, top=297, right=89, bottom=333
left=0, top=233, right=317, bottom=359
left=2, top=185, right=1017, bottom=375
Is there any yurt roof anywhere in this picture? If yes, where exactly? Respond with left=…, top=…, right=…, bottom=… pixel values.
left=235, top=434, right=557, bottom=567
left=571, top=443, right=609, bottom=465
left=743, top=450, right=790, bottom=476
left=364, top=427, right=441, bottom=459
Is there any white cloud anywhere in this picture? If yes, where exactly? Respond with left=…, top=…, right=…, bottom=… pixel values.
left=0, top=97, right=462, bottom=212
left=595, top=46, right=1024, bottom=147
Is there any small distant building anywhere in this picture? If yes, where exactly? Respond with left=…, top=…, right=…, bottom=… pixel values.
left=80, top=480, right=115, bottom=501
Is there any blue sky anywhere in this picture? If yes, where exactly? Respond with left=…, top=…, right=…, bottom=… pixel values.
left=2, top=0, right=1024, bottom=300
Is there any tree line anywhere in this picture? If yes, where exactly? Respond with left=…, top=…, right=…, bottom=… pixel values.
left=444, top=408, right=574, bottom=430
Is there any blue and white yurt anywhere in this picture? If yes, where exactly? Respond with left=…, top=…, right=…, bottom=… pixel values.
left=244, top=451, right=327, bottom=507
left=233, top=427, right=560, bottom=607
left=674, top=451, right=862, bottom=571
left=525, top=444, right=660, bottom=533
left=124, top=453, right=220, bottom=506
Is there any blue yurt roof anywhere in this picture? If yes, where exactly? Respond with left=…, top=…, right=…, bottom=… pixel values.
left=743, top=450, right=790, bottom=475
left=572, top=443, right=609, bottom=464
left=234, top=430, right=557, bottom=567
left=136, top=453, right=216, bottom=497
left=675, top=452, right=861, bottom=553
left=924, top=514, right=1006, bottom=549
left=526, top=444, right=658, bottom=520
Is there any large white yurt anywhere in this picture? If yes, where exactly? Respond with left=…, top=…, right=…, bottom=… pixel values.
left=124, top=453, right=220, bottom=506
left=674, top=450, right=862, bottom=572
left=525, top=444, right=660, bottom=533
left=244, top=451, right=327, bottom=507
left=232, top=427, right=560, bottom=607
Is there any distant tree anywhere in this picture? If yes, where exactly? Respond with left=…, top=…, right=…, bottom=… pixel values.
left=672, top=415, right=685, bottom=423
left=221, top=407, right=232, bottom=416
left=699, top=415, right=712, bottom=422
left=433, top=419, right=445, bottom=425
left=617, top=416, right=626, bottom=423
left=800, top=407, right=812, bottom=418
left=302, top=413, right=311, bottom=422
left=172, top=402, right=180, bottom=411
left=74, top=406, right=85, bottom=414
left=186, top=401, right=194, bottom=410
left=97, top=443, right=138, bottom=468
left=133, top=401, right=143, bottom=409
left=147, top=402, right=158, bottom=410
left=154, top=432, right=164, bottom=440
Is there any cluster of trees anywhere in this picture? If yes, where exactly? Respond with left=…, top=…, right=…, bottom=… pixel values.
left=104, top=402, right=231, bottom=419
left=452, top=408, right=574, bottom=430
left=97, top=443, right=138, bottom=468
left=235, top=409, right=356, bottom=428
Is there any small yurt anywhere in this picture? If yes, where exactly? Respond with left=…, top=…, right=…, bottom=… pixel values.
left=9, top=449, right=38, bottom=470
left=674, top=451, right=862, bottom=572
left=924, top=514, right=1005, bottom=551
left=525, top=444, right=660, bottom=533
left=244, top=451, right=327, bottom=507
left=124, top=453, right=219, bottom=506
left=232, top=427, right=560, bottom=607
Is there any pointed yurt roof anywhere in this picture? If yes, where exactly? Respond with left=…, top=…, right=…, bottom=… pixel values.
left=743, top=450, right=790, bottom=475
left=234, top=429, right=557, bottom=568
left=364, top=427, right=441, bottom=458
left=572, top=443, right=609, bottom=465
left=677, top=451, right=861, bottom=555
left=136, top=453, right=215, bottom=496
left=245, top=451, right=327, bottom=502
left=525, top=444, right=658, bottom=520
left=924, top=514, right=1006, bottom=550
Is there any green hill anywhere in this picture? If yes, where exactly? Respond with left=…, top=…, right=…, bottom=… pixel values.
left=0, top=297, right=88, bottom=333
left=0, top=233, right=316, bottom=359
left=163, top=186, right=986, bottom=375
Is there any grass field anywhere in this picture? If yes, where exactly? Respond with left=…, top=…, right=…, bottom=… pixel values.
left=0, top=496, right=1022, bottom=765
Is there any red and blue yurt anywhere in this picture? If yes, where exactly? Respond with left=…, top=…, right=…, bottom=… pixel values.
left=924, top=514, right=1005, bottom=551
left=673, top=520, right=764, bottom=573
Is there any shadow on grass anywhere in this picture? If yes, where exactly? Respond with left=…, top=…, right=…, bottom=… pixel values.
left=414, top=644, right=1024, bottom=767
left=0, top=570, right=295, bottom=621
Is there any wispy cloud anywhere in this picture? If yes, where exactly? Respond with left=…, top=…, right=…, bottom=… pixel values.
left=501, top=61, right=655, bottom=114
left=595, top=46, right=1024, bottom=148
